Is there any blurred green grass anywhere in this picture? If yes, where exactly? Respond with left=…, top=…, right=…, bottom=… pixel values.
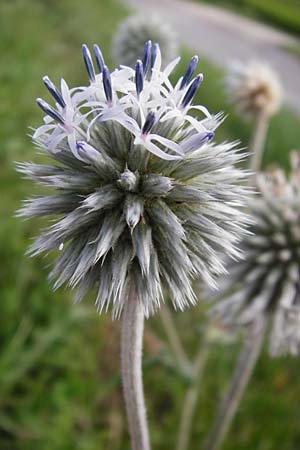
left=194, top=0, right=300, bottom=36
left=1, top=0, right=300, bottom=449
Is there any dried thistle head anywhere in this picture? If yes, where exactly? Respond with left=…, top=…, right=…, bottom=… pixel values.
left=17, top=42, right=250, bottom=318
left=112, top=14, right=178, bottom=67
left=225, top=60, right=283, bottom=119
left=211, top=152, right=300, bottom=356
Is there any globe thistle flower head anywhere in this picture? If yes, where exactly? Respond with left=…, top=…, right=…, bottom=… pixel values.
left=210, top=152, right=300, bottom=356
left=112, top=14, right=178, bottom=68
left=17, top=42, right=250, bottom=318
left=225, top=60, right=283, bottom=118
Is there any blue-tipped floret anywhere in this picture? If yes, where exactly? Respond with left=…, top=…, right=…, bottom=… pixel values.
left=102, top=66, right=113, bottom=104
left=182, top=130, right=215, bottom=152
left=82, top=44, right=96, bottom=82
left=93, top=44, right=105, bottom=73
left=142, top=40, right=152, bottom=72
left=36, top=98, right=64, bottom=125
left=180, top=55, right=198, bottom=90
left=135, top=60, right=144, bottom=97
left=142, top=111, right=156, bottom=135
left=151, top=43, right=159, bottom=69
left=181, top=74, right=203, bottom=108
left=42, top=76, right=65, bottom=108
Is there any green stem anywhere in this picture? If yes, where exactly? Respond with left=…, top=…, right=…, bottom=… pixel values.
left=176, top=339, right=210, bottom=450
left=249, top=112, right=270, bottom=173
left=203, top=315, right=268, bottom=450
left=160, top=305, right=192, bottom=375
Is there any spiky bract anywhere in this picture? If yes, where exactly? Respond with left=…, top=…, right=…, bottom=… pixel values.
left=211, top=152, right=300, bottom=356
left=112, top=14, right=178, bottom=67
left=17, top=42, right=249, bottom=317
left=225, top=60, right=282, bottom=118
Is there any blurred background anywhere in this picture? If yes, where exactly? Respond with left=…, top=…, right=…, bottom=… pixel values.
left=1, top=0, right=300, bottom=449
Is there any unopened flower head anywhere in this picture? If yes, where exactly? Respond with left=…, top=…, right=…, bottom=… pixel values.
left=225, top=60, right=282, bottom=118
left=18, top=42, right=249, bottom=317
left=112, top=14, right=178, bottom=67
left=211, top=152, right=300, bottom=356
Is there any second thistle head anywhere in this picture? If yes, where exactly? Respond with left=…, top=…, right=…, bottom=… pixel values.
left=210, top=152, right=300, bottom=356
left=225, top=60, right=283, bottom=119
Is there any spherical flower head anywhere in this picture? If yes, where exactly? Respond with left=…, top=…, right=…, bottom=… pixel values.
left=210, top=152, right=300, bottom=356
left=17, top=42, right=250, bottom=318
left=112, top=14, right=178, bottom=68
left=225, top=60, right=283, bottom=119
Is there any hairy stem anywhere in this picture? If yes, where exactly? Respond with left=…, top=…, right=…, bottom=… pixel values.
left=160, top=305, right=192, bottom=374
left=203, top=315, right=268, bottom=450
left=176, top=339, right=209, bottom=450
left=249, top=112, right=269, bottom=173
left=121, top=284, right=151, bottom=450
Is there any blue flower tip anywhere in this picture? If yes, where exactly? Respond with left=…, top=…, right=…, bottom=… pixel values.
left=93, top=43, right=101, bottom=54
left=76, top=141, right=85, bottom=150
left=142, top=111, right=156, bottom=135
left=93, top=44, right=105, bottom=73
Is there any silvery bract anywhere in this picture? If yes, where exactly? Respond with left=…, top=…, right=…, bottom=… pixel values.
left=211, top=153, right=300, bottom=356
left=17, top=42, right=249, bottom=317
left=225, top=60, right=282, bottom=118
left=112, top=15, right=178, bottom=67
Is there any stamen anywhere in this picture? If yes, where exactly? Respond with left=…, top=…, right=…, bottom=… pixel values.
left=82, top=44, right=96, bottom=82
left=142, top=40, right=152, bottom=72
left=102, top=66, right=113, bottom=104
left=36, top=98, right=64, bottom=125
left=135, top=60, right=144, bottom=97
left=42, top=76, right=66, bottom=108
left=93, top=44, right=104, bottom=73
left=180, top=55, right=198, bottom=90
left=142, top=111, right=155, bottom=135
left=181, top=74, right=203, bottom=108
left=151, top=43, right=159, bottom=69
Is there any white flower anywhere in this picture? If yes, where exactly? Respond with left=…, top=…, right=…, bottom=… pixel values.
left=18, top=42, right=250, bottom=317
left=225, top=60, right=283, bottom=118
left=34, top=78, right=88, bottom=156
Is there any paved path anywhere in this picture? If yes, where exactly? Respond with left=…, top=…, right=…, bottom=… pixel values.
left=122, top=0, right=300, bottom=110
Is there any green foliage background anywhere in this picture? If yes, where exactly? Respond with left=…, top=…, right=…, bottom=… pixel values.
left=195, top=0, right=300, bottom=36
left=1, top=0, right=300, bottom=449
